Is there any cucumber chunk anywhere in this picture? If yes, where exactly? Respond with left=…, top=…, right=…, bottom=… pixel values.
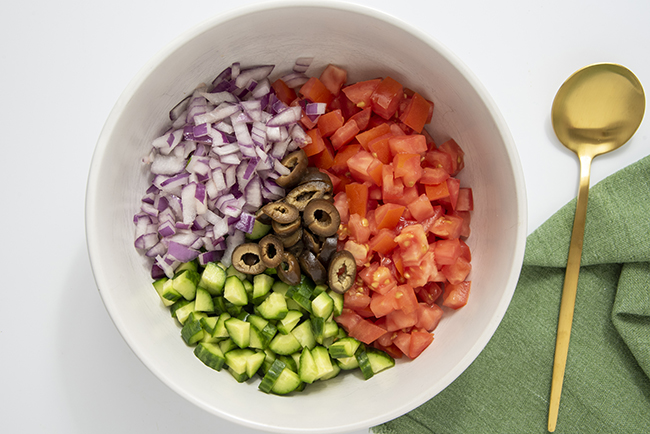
left=268, top=332, right=302, bottom=355
left=194, top=342, right=226, bottom=371
left=256, top=292, right=288, bottom=320
left=226, top=264, right=248, bottom=281
left=194, top=287, right=215, bottom=312
left=319, top=360, right=341, bottom=381
left=199, top=262, right=227, bottom=295
left=245, top=219, right=271, bottom=240
left=224, top=317, right=251, bottom=349
left=277, top=310, right=303, bottom=335
left=172, top=269, right=201, bottom=301
left=252, top=273, right=274, bottom=301
left=225, top=348, right=256, bottom=382
left=173, top=300, right=196, bottom=325
left=329, top=337, right=361, bottom=359
left=152, top=277, right=178, bottom=306
left=311, top=345, right=334, bottom=380
left=366, top=347, right=395, bottom=375
left=311, top=291, right=334, bottom=318
left=328, top=290, right=344, bottom=317
left=298, top=348, right=319, bottom=384
left=336, top=355, right=360, bottom=370
left=355, top=346, right=375, bottom=380
left=271, top=367, right=302, bottom=395
left=292, top=319, right=316, bottom=350
left=181, top=316, right=204, bottom=345
left=223, top=275, right=248, bottom=306
left=259, top=359, right=286, bottom=393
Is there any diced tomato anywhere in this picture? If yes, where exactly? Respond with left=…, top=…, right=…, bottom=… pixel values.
left=344, top=239, right=370, bottom=267
left=438, top=138, right=465, bottom=176
left=319, top=64, right=347, bottom=96
left=374, top=341, right=404, bottom=359
left=442, top=256, right=472, bottom=284
left=331, top=119, right=361, bottom=150
left=405, top=248, right=437, bottom=288
left=308, top=141, right=335, bottom=170
left=356, top=122, right=391, bottom=150
left=329, top=92, right=360, bottom=119
left=367, top=134, right=394, bottom=164
left=416, top=282, right=443, bottom=306
left=459, top=239, right=472, bottom=262
left=344, top=285, right=371, bottom=310
left=300, top=76, right=333, bottom=105
left=385, top=308, right=418, bottom=332
left=342, top=78, right=381, bottom=108
left=394, top=185, right=420, bottom=209
left=346, top=151, right=375, bottom=184
left=392, top=331, right=411, bottom=356
left=368, top=228, right=398, bottom=256
left=370, top=76, right=403, bottom=120
left=366, top=159, right=384, bottom=187
left=333, top=191, right=349, bottom=224
left=381, top=165, right=404, bottom=202
left=399, top=92, right=432, bottom=133
left=420, top=167, right=450, bottom=185
left=317, top=109, right=345, bottom=137
left=330, top=144, right=361, bottom=175
left=407, top=194, right=435, bottom=221
left=374, top=203, right=405, bottom=230
left=271, top=79, right=297, bottom=105
left=408, top=330, right=434, bottom=359
left=442, top=281, right=471, bottom=309
left=334, top=308, right=363, bottom=331
left=424, top=149, right=453, bottom=174
left=349, top=107, right=372, bottom=131
left=350, top=318, right=387, bottom=345
left=388, top=134, right=427, bottom=156
left=456, top=188, right=474, bottom=211
left=345, top=182, right=369, bottom=218
left=348, top=212, right=371, bottom=244
left=425, top=182, right=450, bottom=202
left=393, top=153, right=422, bottom=187
left=445, top=177, right=460, bottom=210
left=434, top=238, right=461, bottom=266
left=395, top=284, right=419, bottom=314
left=302, top=128, right=327, bottom=157
left=370, top=288, right=399, bottom=318
left=431, top=214, right=464, bottom=239
left=394, top=224, right=429, bottom=267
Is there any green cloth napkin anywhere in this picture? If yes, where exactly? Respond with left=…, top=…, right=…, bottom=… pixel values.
left=373, top=155, right=650, bottom=434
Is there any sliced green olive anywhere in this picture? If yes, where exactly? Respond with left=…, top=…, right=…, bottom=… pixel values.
left=328, top=250, right=357, bottom=294
left=258, top=234, right=284, bottom=269
left=261, top=201, right=299, bottom=224
left=231, top=243, right=267, bottom=275
left=277, top=252, right=301, bottom=286
left=298, top=250, right=328, bottom=285
left=302, top=199, right=341, bottom=237
left=275, top=149, right=308, bottom=189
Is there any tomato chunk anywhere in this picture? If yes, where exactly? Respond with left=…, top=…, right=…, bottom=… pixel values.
left=300, top=76, right=333, bottom=105
left=319, top=64, right=347, bottom=96
left=342, top=79, right=381, bottom=108
left=370, top=76, right=403, bottom=120
left=442, top=281, right=471, bottom=309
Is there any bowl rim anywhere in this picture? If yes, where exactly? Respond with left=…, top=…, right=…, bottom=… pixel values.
left=85, top=1, right=528, bottom=432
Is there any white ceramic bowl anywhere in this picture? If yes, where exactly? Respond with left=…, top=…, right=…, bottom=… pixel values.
left=86, top=2, right=527, bottom=432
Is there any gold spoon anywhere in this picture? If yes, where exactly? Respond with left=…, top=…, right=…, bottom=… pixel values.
left=548, top=63, right=645, bottom=432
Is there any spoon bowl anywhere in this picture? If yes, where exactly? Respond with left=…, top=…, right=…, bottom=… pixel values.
left=548, top=63, right=645, bottom=432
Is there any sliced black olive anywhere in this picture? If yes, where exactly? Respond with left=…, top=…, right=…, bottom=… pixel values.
left=258, top=234, right=284, bottom=268
left=298, top=250, right=328, bottom=285
left=317, top=235, right=338, bottom=266
left=299, top=167, right=334, bottom=189
left=284, top=180, right=332, bottom=212
left=232, top=243, right=267, bottom=275
left=272, top=217, right=301, bottom=236
left=261, top=201, right=299, bottom=224
left=302, top=199, right=341, bottom=237
left=254, top=207, right=272, bottom=225
left=275, top=149, right=308, bottom=189
left=328, top=250, right=357, bottom=294
left=278, top=227, right=302, bottom=248
left=302, top=229, right=321, bottom=255
left=277, top=252, right=301, bottom=286
left=286, top=239, right=304, bottom=256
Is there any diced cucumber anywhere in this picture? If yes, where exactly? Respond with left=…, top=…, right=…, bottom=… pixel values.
left=319, top=360, right=341, bottom=381
left=172, top=269, right=201, bottom=300
left=212, top=296, right=227, bottom=314
left=200, top=316, right=218, bottom=335
left=223, top=275, right=248, bottom=306
left=243, top=279, right=253, bottom=295
left=256, top=292, right=288, bottom=320
left=245, top=219, right=271, bottom=240
left=271, top=367, right=302, bottom=395
left=174, top=300, right=196, bottom=325
left=298, top=347, right=318, bottom=384
left=277, top=310, right=303, bottom=335
left=249, top=324, right=266, bottom=350
left=269, top=332, right=302, bottom=355
left=355, top=346, right=374, bottom=380
left=328, top=290, right=344, bottom=317
left=194, top=287, right=215, bottom=312
left=322, top=320, right=339, bottom=340
left=311, top=291, right=334, bottom=318
left=271, top=280, right=291, bottom=296
left=211, top=312, right=231, bottom=340
left=175, top=260, right=198, bottom=273
left=292, top=319, right=316, bottom=350
left=311, top=346, right=334, bottom=380
left=366, top=347, right=395, bottom=375
left=194, top=342, right=225, bottom=371
left=291, top=284, right=313, bottom=313
left=278, top=354, right=298, bottom=373
left=336, top=355, right=360, bottom=370
left=260, top=348, right=277, bottom=375
left=328, top=337, right=361, bottom=359
left=247, top=314, right=277, bottom=344
left=224, top=317, right=250, bottom=349
left=199, top=262, right=226, bottom=295
left=181, top=316, right=204, bottom=345
left=219, top=338, right=238, bottom=354
left=253, top=274, right=274, bottom=301
left=259, top=359, right=286, bottom=393
left=312, top=284, right=328, bottom=298
left=152, top=278, right=178, bottom=306
left=225, top=348, right=256, bottom=382
left=311, top=316, right=325, bottom=341
left=226, top=264, right=248, bottom=281
left=247, top=351, right=267, bottom=378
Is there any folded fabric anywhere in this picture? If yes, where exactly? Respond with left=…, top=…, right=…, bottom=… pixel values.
left=373, top=154, right=650, bottom=434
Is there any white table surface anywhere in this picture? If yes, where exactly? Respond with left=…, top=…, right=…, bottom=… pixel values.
left=2, top=0, right=649, bottom=433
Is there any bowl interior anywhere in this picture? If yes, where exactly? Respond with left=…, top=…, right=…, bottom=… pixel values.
left=86, top=3, right=526, bottom=433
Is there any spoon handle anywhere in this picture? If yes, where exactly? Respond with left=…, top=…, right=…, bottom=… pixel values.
left=547, top=153, right=593, bottom=432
